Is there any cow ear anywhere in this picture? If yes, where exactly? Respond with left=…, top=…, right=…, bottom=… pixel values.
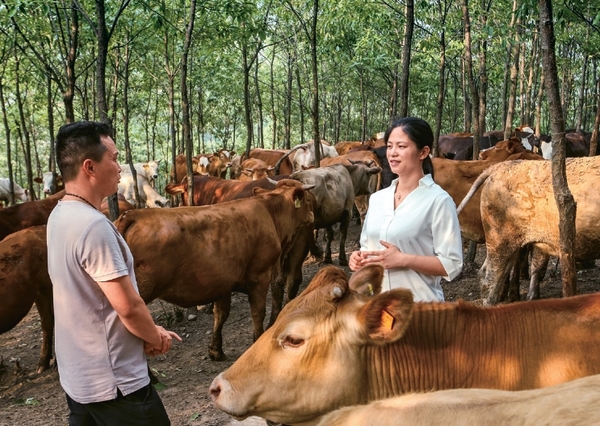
left=34, top=177, right=43, bottom=184
left=349, top=264, right=384, bottom=296
left=356, top=289, right=414, bottom=344
left=507, top=141, right=516, bottom=153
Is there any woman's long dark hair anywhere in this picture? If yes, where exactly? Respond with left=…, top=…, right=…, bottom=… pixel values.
left=384, top=117, right=434, bottom=179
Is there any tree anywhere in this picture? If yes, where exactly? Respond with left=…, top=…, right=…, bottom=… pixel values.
left=539, top=0, right=577, bottom=296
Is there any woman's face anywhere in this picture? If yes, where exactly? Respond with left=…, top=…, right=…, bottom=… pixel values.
left=386, top=127, right=429, bottom=176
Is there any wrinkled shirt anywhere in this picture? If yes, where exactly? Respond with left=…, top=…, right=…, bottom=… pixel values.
left=359, top=175, right=463, bottom=302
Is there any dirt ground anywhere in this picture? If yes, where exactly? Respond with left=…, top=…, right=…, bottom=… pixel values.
left=1, top=220, right=599, bottom=426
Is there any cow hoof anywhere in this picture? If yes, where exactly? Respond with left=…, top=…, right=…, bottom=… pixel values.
left=209, top=350, right=227, bottom=361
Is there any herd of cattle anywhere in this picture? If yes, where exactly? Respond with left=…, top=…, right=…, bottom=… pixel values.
left=1, top=124, right=600, bottom=424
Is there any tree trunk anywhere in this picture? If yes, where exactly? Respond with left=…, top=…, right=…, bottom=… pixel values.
left=478, top=0, right=490, bottom=138
left=575, top=28, right=589, bottom=132
left=0, top=80, right=15, bottom=205
left=181, top=0, right=196, bottom=205
left=462, top=0, right=480, bottom=159
left=589, top=76, right=600, bottom=156
left=535, top=73, right=545, bottom=136
left=277, top=45, right=285, bottom=149
left=539, top=0, right=577, bottom=297
left=15, top=57, right=35, bottom=200
left=432, top=18, right=446, bottom=157
left=310, top=0, right=321, bottom=166
left=504, top=19, right=521, bottom=139
left=501, top=0, right=518, bottom=128
left=242, top=43, right=253, bottom=157
left=398, top=0, right=414, bottom=118
left=524, top=29, right=538, bottom=126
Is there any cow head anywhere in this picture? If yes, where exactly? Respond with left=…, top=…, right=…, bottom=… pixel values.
left=478, top=137, right=526, bottom=161
left=143, top=160, right=161, bottom=180
left=34, top=172, right=64, bottom=195
left=210, top=265, right=414, bottom=425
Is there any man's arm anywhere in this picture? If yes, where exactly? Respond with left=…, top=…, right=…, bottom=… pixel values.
left=99, top=275, right=181, bottom=355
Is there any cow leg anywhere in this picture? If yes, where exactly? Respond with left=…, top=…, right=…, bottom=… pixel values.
left=34, top=286, right=54, bottom=373
left=337, top=210, right=351, bottom=266
left=479, top=247, right=519, bottom=305
left=324, top=226, right=334, bottom=264
left=209, top=295, right=232, bottom=361
left=269, top=273, right=285, bottom=327
left=247, top=282, right=268, bottom=342
left=527, top=248, right=550, bottom=300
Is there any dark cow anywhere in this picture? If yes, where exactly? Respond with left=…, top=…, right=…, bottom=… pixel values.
left=115, top=179, right=315, bottom=360
left=0, top=226, right=54, bottom=373
left=0, top=190, right=64, bottom=241
left=210, top=264, right=600, bottom=425
left=291, top=163, right=381, bottom=266
left=437, top=130, right=505, bottom=160
left=457, top=157, right=600, bottom=304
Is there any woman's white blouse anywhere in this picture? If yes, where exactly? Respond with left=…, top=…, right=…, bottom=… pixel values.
left=359, top=175, right=463, bottom=302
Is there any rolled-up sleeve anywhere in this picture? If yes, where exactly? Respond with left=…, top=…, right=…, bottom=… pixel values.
left=432, top=195, right=463, bottom=281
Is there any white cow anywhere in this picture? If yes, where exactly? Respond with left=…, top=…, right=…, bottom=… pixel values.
left=318, top=374, right=600, bottom=426
left=293, top=140, right=338, bottom=172
left=120, top=160, right=162, bottom=183
left=118, top=174, right=169, bottom=208
left=0, top=178, right=29, bottom=203
left=34, top=172, right=64, bottom=195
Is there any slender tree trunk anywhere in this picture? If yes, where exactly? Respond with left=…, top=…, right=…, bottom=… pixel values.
left=535, top=73, right=545, bottom=136
left=478, top=0, right=490, bottom=138
left=539, top=0, right=577, bottom=297
left=462, top=57, right=472, bottom=132
left=589, top=76, right=600, bottom=156
left=63, top=0, right=78, bottom=123
left=47, top=74, right=56, bottom=176
left=390, top=60, right=398, bottom=121
left=576, top=29, right=589, bottom=132
left=180, top=0, right=196, bottom=205
left=15, top=57, right=34, bottom=200
left=242, top=42, right=253, bottom=157
left=502, top=0, right=518, bottom=127
left=296, top=51, right=305, bottom=144
left=310, top=0, right=321, bottom=165
left=0, top=80, right=15, bottom=205
left=504, top=19, right=521, bottom=139
left=277, top=46, right=285, bottom=149
left=524, top=29, right=538, bottom=126
left=462, top=0, right=480, bottom=159
left=94, top=0, right=109, bottom=123
left=398, top=0, right=414, bottom=118
left=254, top=53, right=264, bottom=148
left=432, top=19, right=446, bottom=157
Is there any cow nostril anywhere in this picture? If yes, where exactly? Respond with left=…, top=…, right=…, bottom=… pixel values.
left=209, top=383, right=221, bottom=399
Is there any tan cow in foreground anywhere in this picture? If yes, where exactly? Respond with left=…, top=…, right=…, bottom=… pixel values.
left=210, top=265, right=600, bottom=425
left=317, top=374, right=600, bottom=426
left=115, top=179, right=314, bottom=360
left=457, top=156, right=600, bottom=304
left=0, top=226, right=54, bottom=373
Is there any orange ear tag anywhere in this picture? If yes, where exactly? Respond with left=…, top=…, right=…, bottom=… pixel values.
left=294, top=198, right=301, bottom=208
left=381, top=310, right=395, bottom=331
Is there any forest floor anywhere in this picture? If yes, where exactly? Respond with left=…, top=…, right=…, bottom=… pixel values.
left=1, top=219, right=599, bottom=426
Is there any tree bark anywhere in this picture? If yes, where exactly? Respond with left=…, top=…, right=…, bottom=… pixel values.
left=15, top=57, right=34, bottom=200
left=539, top=0, right=577, bottom=297
left=398, top=0, right=414, bottom=118
left=181, top=0, right=196, bottom=205
left=462, top=0, right=480, bottom=159
left=310, top=0, right=321, bottom=166
left=0, top=80, right=15, bottom=205
left=504, top=18, right=521, bottom=139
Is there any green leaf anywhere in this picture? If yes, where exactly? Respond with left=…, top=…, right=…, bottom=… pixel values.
left=153, top=382, right=167, bottom=391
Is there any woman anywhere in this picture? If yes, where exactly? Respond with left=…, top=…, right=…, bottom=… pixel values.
left=349, top=117, right=463, bottom=302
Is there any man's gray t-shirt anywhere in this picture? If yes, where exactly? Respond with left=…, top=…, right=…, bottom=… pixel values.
left=47, top=200, right=149, bottom=404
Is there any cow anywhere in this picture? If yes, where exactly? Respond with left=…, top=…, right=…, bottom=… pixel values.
left=0, top=178, right=29, bottom=204
left=117, top=174, right=170, bottom=208
left=334, top=141, right=364, bottom=156
left=320, top=151, right=382, bottom=225
left=538, top=131, right=589, bottom=159
left=100, top=193, right=135, bottom=218
left=456, top=157, right=600, bottom=304
left=114, top=179, right=315, bottom=361
left=478, top=137, right=544, bottom=162
left=317, top=374, right=600, bottom=426
left=237, top=158, right=274, bottom=181
left=248, top=148, right=295, bottom=176
left=292, top=140, right=338, bottom=172
left=0, top=226, right=54, bottom=373
left=0, top=190, right=64, bottom=241
left=291, top=163, right=381, bottom=266
left=164, top=174, right=318, bottom=322
left=437, top=131, right=504, bottom=160
left=208, top=149, right=234, bottom=178
left=210, top=264, right=600, bottom=425
left=34, top=172, right=64, bottom=196
left=121, top=160, right=162, bottom=183
left=172, top=153, right=212, bottom=183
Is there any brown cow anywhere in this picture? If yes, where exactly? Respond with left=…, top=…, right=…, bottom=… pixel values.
left=249, top=148, right=295, bottom=175
left=115, top=179, right=315, bottom=361
left=0, top=190, right=65, bottom=241
left=334, top=141, right=364, bottom=156
left=457, top=157, right=600, bottom=304
left=100, top=194, right=135, bottom=218
left=210, top=264, right=600, bottom=425
left=237, top=158, right=274, bottom=181
left=0, top=226, right=54, bottom=373
left=478, top=137, right=544, bottom=162
left=317, top=374, right=600, bottom=426
left=173, top=154, right=206, bottom=183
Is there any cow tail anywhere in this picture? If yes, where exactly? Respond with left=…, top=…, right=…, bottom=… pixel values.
left=113, top=210, right=134, bottom=237
left=456, top=167, right=495, bottom=214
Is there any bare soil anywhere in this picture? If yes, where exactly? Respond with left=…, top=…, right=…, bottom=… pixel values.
left=1, top=220, right=599, bottom=426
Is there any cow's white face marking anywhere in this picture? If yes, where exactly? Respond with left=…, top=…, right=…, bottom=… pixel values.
left=541, top=141, right=552, bottom=159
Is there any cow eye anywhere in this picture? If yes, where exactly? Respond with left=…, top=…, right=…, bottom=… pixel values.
left=281, top=335, right=305, bottom=349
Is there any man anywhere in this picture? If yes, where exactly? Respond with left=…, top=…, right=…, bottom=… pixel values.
left=47, top=121, right=181, bottom=425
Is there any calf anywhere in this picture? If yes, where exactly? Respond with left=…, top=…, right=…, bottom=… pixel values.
left=115, top=179, right=314, bottom=360
left=318, top=374, right=600, bottom=426
left=0, top=226, right=54, bottom=373
left=211, top=265, right=600, bottom=425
